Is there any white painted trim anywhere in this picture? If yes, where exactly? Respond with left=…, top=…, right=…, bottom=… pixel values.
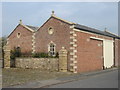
left=6, top=38, right=9, bottom=45
left=70, top=25, right=75, bottom=29
left=73, top=66, right=77, bottom=69
left=32, top=35, right=35, bottom=38
left=32, top=39, right=34, bottom=42
left=73, top=39, right=77, bottom=42
left=70, top=52, right=75, bottom=55
left=21, top=24, right=34, bottom=32
left=32, top=41, right=35, bottom=44
left=70, top=58, right=75, bottom=61
left=70, top=63, right=74, bottom=66
left=48, top=41, right=56, bottom=56
left=48, top=41, right=56, bottom=46
left=73, top=44, right=77, bottom=47
left=33, top=45, right=36, bottom=48
left=73, top=60, right=77, bottom=63
left=70, top=31, right=75, bottom=34
left=70, top=47, right=75, bottom=50
left=73, top=71, right=77, bottom=73
left=52, top=15, right=75, bottom=25
left=69, top=28, right=78, bottom=73
left=32, top=32, right=36, bottom=53
left=70, top=42, right=75, bottom=44
left=73, top=28, right=112, bottom=40
left=73, top=33, right=77, bottom=37
left=70, top=36, right=75, bottom=39
left=73, top=50, right=77, bottom=53
left=90, top=36, right=104, bottom=41
left=73, top=55, right=77, bottom=58
left=70, top=68, right=74, bottom=72
left=17, top=32, right=21, bottom=38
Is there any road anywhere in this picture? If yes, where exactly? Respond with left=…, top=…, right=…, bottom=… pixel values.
left=48, top=70, right=118, bottom=88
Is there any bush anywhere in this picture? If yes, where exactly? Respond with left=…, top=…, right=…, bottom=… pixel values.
left=55, top=52, right=59, bottom=58
left=10, top=47, right=21, bottom=59
left=21, top=52, right=32, bottom=57
left=10, top=47, right=21, bottom=67
left=32, top=52, right=49, bottom=58
left=32, top=52, right=59, bottom=58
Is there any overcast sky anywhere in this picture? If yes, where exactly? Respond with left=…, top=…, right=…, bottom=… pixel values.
left=2, top=2, right=118, bottom=36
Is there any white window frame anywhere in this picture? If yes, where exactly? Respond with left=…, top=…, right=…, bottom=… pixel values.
left=48, top=41, right=56, bottom=56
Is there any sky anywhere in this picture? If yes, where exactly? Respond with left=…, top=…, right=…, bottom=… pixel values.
left=2, top=2, right=118, bottom=36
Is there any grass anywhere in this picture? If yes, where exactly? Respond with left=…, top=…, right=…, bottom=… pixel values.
left=2, top=68, right=74, bottom=87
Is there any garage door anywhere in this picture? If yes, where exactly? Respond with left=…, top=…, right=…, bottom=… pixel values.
left=103, top=40, right=114, bottom=68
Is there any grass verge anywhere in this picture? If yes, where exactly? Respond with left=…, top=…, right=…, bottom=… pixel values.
left=2, top=68, right=74, bottom=87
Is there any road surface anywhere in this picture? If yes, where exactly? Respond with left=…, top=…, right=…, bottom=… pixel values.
left=48, top=70, right=118, bottom=88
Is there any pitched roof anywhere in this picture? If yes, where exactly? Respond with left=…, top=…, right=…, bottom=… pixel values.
left=74, top=24, right=120, bottom=39
left=49, top=15, right=120, bottom=39
left=37, top=15, right=75, bottom=31
left=49, top=14, right=120, bottom=39
left=8, top=24, right=38, bottom=38
left=26, top=25, right=39, bottom=31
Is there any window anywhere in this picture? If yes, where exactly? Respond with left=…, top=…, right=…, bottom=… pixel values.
left=17, top=33, right=21, bottom=38
left=48, top=27, right=54, bottom=35
left=48, top=42, right=56, bottom=56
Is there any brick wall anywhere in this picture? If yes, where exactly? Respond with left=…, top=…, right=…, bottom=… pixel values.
left=35, top=17, right=72, bottom=71
left=15, top=58, right=58, bottom=71
left=8, top=25, right=33, bottom=53
left=75, top=30, right=113, bottom=73
left=114, top=39, right=120, bottom=67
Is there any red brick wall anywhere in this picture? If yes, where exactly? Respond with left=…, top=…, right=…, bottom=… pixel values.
left=75, top=30, right=113, bottom=73
left=75, top=31, right=103, bottom=73
left=35, top=17, right=72, bottom=70
left=8, top=24, right=33, bottom=53
left=118, top=39, right=120, bottom=66
left=114, top=39, right=120, bottom=67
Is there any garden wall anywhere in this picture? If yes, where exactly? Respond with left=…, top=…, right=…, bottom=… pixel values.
left=15, top=58, right=59, bottom=71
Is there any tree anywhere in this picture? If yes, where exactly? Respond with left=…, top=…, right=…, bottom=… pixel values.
left=0, top=36, right=7, bottom=59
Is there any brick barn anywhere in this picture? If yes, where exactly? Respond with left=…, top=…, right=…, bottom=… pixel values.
left=7, top=12, right=120, bottom=73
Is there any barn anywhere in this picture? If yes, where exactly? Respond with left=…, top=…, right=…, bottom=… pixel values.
left=7, top=12, right=120, bottom=73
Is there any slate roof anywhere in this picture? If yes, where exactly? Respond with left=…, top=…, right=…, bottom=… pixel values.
left=26, top=25, right=39, bottom=31
left=74, top=24, right=120, bottom=39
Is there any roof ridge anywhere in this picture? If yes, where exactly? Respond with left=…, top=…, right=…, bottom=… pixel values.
left=26, top=25, right=39, bottom=28
left=20, top=24, right=35, bottom=32
left=51, top=15, right=75, bottom=25
left=25, top=24, right=39, bottom=31
left=104, top=30, right=119, bottom=37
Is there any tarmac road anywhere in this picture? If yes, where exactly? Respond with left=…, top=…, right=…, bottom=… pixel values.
left=48, top=70, right=118, bottom=88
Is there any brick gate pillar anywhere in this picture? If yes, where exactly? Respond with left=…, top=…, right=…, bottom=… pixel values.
left=59, top=47, right=68, bottom=72
left=3, top=45, right=11, bottom=68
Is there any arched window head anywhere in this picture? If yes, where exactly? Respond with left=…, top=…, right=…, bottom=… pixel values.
left=48, top=42, right=56, bottom=56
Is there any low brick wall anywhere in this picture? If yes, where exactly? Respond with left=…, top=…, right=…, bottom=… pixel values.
left=15, top=58, right=59, bottom=71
